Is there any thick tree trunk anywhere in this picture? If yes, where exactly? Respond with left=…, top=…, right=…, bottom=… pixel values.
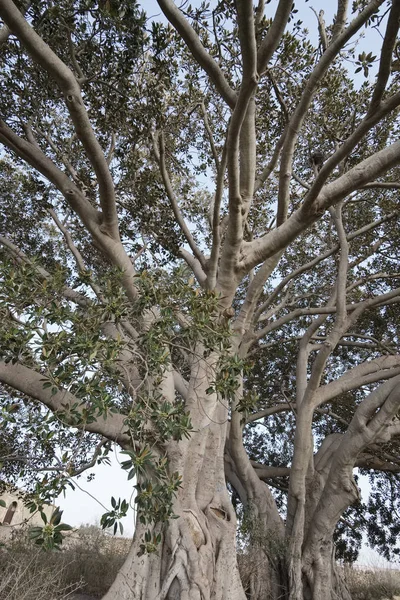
left=226, top=426, right=354, bottom=600
left=103, top=381, right=355, bottom=600
left=301, top=543, right=351, bottom=600
left=287, top=434, right=356, bottom=600
left=103, top=397, right=246, bottom=600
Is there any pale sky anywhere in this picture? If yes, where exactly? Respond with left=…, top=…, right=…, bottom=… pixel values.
left=57, top=450, right=136, bottom=537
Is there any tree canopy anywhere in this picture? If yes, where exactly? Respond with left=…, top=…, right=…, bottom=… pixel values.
left=1, top=1, right=400, bottom=599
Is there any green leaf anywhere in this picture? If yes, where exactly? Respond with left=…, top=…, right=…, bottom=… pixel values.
left=54, top=523, right=73, bottom=532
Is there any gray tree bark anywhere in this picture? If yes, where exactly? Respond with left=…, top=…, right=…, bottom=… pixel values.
left=104, top=412, right=246, bottom=600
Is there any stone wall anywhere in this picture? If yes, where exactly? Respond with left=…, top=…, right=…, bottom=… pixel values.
left=0, top=489, right=54, bottom=540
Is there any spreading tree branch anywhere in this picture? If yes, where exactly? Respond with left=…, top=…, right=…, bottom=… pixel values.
left=0, top=0, right=119, bottom=238
left=276, top=0, right=385, bottom=226
left=242, top=138, right=400, bottom=273
left=0, top=361, right=130, bottom=446
left=153, top=131, right=206, bottom=269
left=156, top=0, right=236, bottom=107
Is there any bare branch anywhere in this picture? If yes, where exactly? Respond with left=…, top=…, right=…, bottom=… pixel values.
left=0, top=120, right=97, bottom=225
left=236, top=1, right=257, bottom=85
left=254, top=125, right=286, bottom=192
left=362, top=181, right=400, bottom=190
left=303, top=92, right=400, bottom=216
left=276, top=0, right=385, bottom=226
left=351, top=376, right=400, bottom=441
left=0, top=0, right=30, bottom=45
left=107, top=132, right=116, bottom=166
left=314, top=356, right=400, bottom=408
left=207, top=142, right=228, bottom=290
left=179, top=248, right=207, bottom=286
left=48, top=208, right=104, bottom=300
left=69, top=438, right=110, bottom=477
left=38, top=128, right=81, bottom=183
left=0, top=122, right=139, bottom=301
left=252, top=281, right=400, bottom=347
left=302, top=376, right=400, bottom=568
left=200, top=101, right=219, bottom=170
left=173, top=370, right=189, bottom=400
left=234, top=254, right=282, bottom=338
left=296, top=206, right=349, bottom=405
left=330, top=204, right=348, bottom=323
left=251, top=461, right=290, bottom=480
left=311, top=8, right=328, bottom=52
left=245, top=402, right=292, bottom=424
left=331, top=0, right=349, bottom=43
left=242, top=138, right=400, bottom=273
left=356, top=453, right=400, bottom=473
left=65, top=25, right=84, bottom=80
left=255, top=0, right=265, bottom=28
left=266, top=68, right=289, bottom=121
left=218, top=101, right=257, bottom=298
left=257, top=0, right=292, bottom=75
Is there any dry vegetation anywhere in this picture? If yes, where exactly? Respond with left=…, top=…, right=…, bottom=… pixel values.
left=1, top=525, right=400, bottom=600
left=344, top=566, right=400, bottom=600
left=0, top=525, right=130, bottom=600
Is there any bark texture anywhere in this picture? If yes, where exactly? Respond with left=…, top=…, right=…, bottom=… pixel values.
left=104, top=406, right=245, bottom=600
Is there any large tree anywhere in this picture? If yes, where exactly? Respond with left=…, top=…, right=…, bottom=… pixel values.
left=1, top=1, right=400, bottom=599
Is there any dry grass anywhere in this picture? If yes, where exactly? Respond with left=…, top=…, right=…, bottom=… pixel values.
left=59, top=526, right=129, bottom=597
left=0, top=525, right=129, bottom=600
left=2, top=525, right=400, bottom=600
left=344, top=565, right=400, bottom=600
left=0, top=549, right=81, bottom=600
